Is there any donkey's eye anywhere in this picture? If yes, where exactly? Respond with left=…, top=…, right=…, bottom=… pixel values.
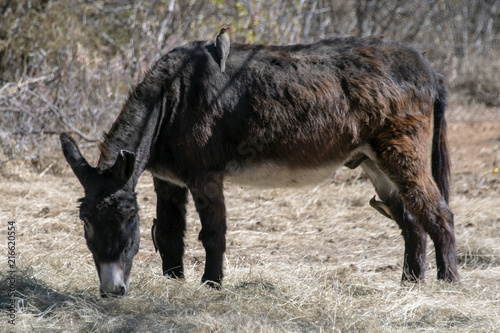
left=124, top=214, right=136, bottom=225
left=82, top=217, right=94, bottom=238
left=82, top=217, right=94, bottom=229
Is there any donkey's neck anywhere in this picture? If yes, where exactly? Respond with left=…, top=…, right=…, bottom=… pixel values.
left=97, top=89, right=164, bottom=187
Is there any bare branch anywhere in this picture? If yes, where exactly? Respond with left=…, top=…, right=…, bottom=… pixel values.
left=25, top=89, right=99, bottom=142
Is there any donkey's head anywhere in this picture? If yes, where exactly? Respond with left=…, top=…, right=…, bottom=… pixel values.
left=60, top=134, right=140, bottom=297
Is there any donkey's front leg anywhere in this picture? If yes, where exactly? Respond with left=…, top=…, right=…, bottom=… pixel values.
left=153, top=178, right=188, bottom=279
left=190, top=174, right=226, bottom=288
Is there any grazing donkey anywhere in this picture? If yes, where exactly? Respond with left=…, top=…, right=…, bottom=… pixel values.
left=60, top=36, right=457, bottom=297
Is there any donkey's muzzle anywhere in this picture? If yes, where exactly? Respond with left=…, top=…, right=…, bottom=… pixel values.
left=99, top=262, right=129, bottom=297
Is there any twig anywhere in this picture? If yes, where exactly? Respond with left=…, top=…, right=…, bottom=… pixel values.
left=477, top=87, right=500, bottom=99
left=302, top=0, right=318, bottom=43
left=101, top=33, right=126, bottom=58
left=1, top=0, right=12, bottom=14
left=12, top=130, right=63, bottom=136
left=92, top=2, right=134, bottom=13
left=25, top=89, right=100, bottom=142
left=38, top=163, right=54, bottom=178
left=0, top=74, right=55, bottom=95
left=0, top=107, right=26, bottom=112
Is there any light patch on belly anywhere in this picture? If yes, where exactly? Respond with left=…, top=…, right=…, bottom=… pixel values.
left=226, top=162, right=341, bottom=187
left=152, top=168, right=188, bottom=187
left=150, top=145, right=376, bottom=189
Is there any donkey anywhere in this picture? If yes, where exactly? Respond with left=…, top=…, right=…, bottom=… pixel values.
left=61, top=36, right=457, bottom=297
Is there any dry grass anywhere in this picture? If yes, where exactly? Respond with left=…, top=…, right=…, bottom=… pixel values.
left=1, top=104, right=500, bottom=332
left=2, top=2, right=499, bottom=331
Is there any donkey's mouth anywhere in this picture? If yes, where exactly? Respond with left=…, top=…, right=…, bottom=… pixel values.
left=100, top=287, right=127, bottom=298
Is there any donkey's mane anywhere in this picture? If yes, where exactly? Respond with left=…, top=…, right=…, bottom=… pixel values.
left=96, top=60, right=170, bottom=172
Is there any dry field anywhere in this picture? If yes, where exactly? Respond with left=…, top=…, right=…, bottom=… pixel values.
left=1, top=102, right=499, bottom=332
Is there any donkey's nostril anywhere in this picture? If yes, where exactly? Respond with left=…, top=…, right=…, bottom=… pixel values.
left=119, top=286, right=126, bottom=296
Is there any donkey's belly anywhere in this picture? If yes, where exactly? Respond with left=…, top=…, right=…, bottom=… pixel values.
left=152, top=162, right=340, bottom=188
left=225, top=162, right=341, bottom=187
left=152, top=146, right=372, bottom=188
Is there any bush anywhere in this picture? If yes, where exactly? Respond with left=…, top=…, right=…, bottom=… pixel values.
left=452, top=56, right=500, bottom=107
left=1, top=0, right=499, bottom=171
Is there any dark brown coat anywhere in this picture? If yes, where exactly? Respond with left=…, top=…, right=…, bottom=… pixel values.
left=61, top=36, right=457, bottom=296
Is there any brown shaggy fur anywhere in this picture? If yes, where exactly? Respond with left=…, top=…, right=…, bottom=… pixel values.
left=61, top=36, right=457, bottom=295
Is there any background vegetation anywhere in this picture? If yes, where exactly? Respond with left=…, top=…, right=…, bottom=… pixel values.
left=0, top=0, right=499, bottom=174
left=1, top=1, right=500, bottom=332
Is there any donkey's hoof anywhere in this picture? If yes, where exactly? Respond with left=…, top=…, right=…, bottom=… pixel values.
left=163, top=267, right=184, bottom=280
left=202, top=276, right=222, bottom=290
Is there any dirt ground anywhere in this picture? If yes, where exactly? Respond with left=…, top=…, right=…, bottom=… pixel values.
left=1, top=102, right=499, bottom=332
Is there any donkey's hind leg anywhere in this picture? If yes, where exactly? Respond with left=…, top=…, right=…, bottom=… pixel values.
left=371, top=116, right=458, bottom=281
left=385, top=195, right=428, bottom=281
left=362, top=159, right=427, bottom=282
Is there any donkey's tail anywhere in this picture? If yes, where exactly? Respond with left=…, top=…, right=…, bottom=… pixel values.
left=431, top=78, right=451, bottom=203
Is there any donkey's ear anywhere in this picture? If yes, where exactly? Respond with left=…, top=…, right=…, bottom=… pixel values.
left=60, top=133, right=96, bottom=189
left=109, top=150, right=135, bottom=183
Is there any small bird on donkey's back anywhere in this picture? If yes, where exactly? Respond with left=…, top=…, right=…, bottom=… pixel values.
left=216, top=26, right=231, bottom=73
